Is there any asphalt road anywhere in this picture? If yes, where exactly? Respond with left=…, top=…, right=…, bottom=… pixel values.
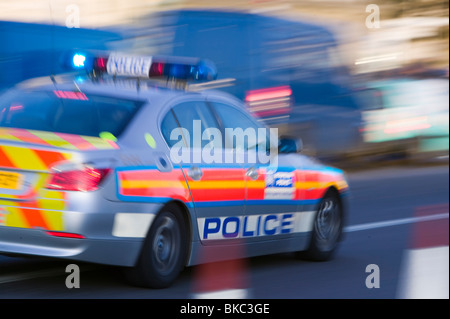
left=0, top=164, right=448, bottom=300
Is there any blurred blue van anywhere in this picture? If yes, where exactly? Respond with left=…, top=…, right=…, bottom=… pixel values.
left=115, top=9, right=367, bottom=159
left=0, top=21, right=122, bottom=91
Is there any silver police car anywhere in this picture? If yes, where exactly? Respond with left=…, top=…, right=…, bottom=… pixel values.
left=0, top=52, right=349, bottom=288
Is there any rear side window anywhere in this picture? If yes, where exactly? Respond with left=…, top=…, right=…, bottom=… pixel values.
left=161, top=100, right=220, bottom=149
left=0, top=89, right=142, bottom=138
left=210, top=102, right=271, bottom=152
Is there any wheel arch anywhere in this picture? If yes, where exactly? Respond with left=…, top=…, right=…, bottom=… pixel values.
left=321, top=185, right=346, bottom=242
left=324, top=186, right=342, bottom=206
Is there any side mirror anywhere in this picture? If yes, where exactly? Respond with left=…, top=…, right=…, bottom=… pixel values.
left=278, top=136, right=303, bottom=154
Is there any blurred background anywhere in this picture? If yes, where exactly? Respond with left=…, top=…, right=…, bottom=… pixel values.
left=0, top=0, right=448, bottom=164
left=0, top=0, right=448, bottom=300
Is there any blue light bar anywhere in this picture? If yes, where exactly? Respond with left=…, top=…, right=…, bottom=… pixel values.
left=148, top=59, right=217, bottom=81
left=62, top=51, right=217, bottom=82
left=107, top=53, right=217, bottom=81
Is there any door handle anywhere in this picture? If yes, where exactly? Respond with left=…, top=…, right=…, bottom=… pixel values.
left=188, top=166, right=203, bottom=181
left=246, top=167, right=259, bottom=180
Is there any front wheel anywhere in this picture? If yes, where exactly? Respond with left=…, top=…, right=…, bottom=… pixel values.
left=299, top=191, right=343, bottom=261
left=124, top=205, right=187, bottom=288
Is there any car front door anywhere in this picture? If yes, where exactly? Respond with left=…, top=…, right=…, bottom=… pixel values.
left=207, top=99, right=302, bottom=251
left=161, top=98, right=246, bottom=246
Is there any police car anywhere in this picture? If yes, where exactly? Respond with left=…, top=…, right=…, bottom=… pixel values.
left=0, top=52, right=349, bottom=288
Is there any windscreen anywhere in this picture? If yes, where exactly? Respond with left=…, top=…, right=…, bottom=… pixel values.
left=0, top=89, right=142, bottom=138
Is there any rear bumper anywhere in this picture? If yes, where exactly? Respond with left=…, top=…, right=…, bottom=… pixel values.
left=0, top=225, right=143, bottom=267
left=0, top=193, right=166, bottom=266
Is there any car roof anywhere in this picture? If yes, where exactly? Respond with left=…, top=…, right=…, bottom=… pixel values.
left=16, top=74, right=199, bottom=101
left=13, top=73, right=244, bottom=110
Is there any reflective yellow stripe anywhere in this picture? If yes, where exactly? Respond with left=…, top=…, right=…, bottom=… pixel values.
left=82, top=136, right=115, bottom=149
left=187, top=180, right=246, bottom=189
left=38, top=191, right=66, bottom=213
left=41, top=190, right=66, bottom=201
left=41, top=210, right=64, bottom=231
left=30, top=131, right=78, bottom=150
left=0, top=133, right=22, bottom=142
left=296, top=181, right=325, bottom=189
left=122, top=180, right=347, bottom=190
left=246, top=180, right=266, bottom=189
left=1, top=205, right=29, bottom=228
left=37, top=197, right=66, bottom=211
left=0, top=191, right=66, bottom=230
left=121, top=180, right=186, bottom=189
left=122, top=180, right=247, bottom=189
left=0, top=194, right=19, bottom=200
left=1, top=146, right=47, bottom=171
left=336, top=180, right=349, bottom=190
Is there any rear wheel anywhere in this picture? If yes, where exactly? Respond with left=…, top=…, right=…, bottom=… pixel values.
left=299, top=191, right=342, bottom=261
left=124, top=204, right=187, bottom=288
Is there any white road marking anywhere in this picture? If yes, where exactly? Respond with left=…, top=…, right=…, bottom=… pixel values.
left=344, top=213, right=449, bottom=232
left=397, top=246, right=449, bottom=299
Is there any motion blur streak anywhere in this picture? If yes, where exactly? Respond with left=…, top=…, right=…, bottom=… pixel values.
left=0, top=0, right=448, bottom=299
left=191, top=241, right=250, bottom=299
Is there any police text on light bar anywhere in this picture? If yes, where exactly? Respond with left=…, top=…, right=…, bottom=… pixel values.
left=65, top=51, right=217, bottom=82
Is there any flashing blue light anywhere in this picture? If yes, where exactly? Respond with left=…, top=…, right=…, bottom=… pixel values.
left=159, top=60, right=217, bottom=81
left=147, top=56, right=217, bottom=81
left=63, top=51, right=218, bottom=82
left=195, top=60, right=217, bottom=81
left=168, top=64, right=190, bottom=78
left=73, top=54, right=86, bottom=68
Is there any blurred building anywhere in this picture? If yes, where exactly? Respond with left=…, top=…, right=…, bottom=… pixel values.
left=1, top=0, right=448, bottom=161
left=0, top=0, right=170, bottom=27
left=1, top=0, right=447, bottom=70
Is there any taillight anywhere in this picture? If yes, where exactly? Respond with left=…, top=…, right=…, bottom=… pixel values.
left=46, top=166, right=111, bottom=192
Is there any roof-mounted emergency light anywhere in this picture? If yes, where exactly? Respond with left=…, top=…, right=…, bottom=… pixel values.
left=63, top=51, right=217, bottom=82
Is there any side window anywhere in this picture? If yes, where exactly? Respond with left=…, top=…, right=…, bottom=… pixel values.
left=161, top=100, right=220, bottom=149
left=161, top=110, right=180, bottom=147
left=210, top=102, right=271, bottom=152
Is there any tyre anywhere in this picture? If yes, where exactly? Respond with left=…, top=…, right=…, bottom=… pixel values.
left=299, top=190, right=343, bottom=261
left=124, top=204, right=187, bottom=288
